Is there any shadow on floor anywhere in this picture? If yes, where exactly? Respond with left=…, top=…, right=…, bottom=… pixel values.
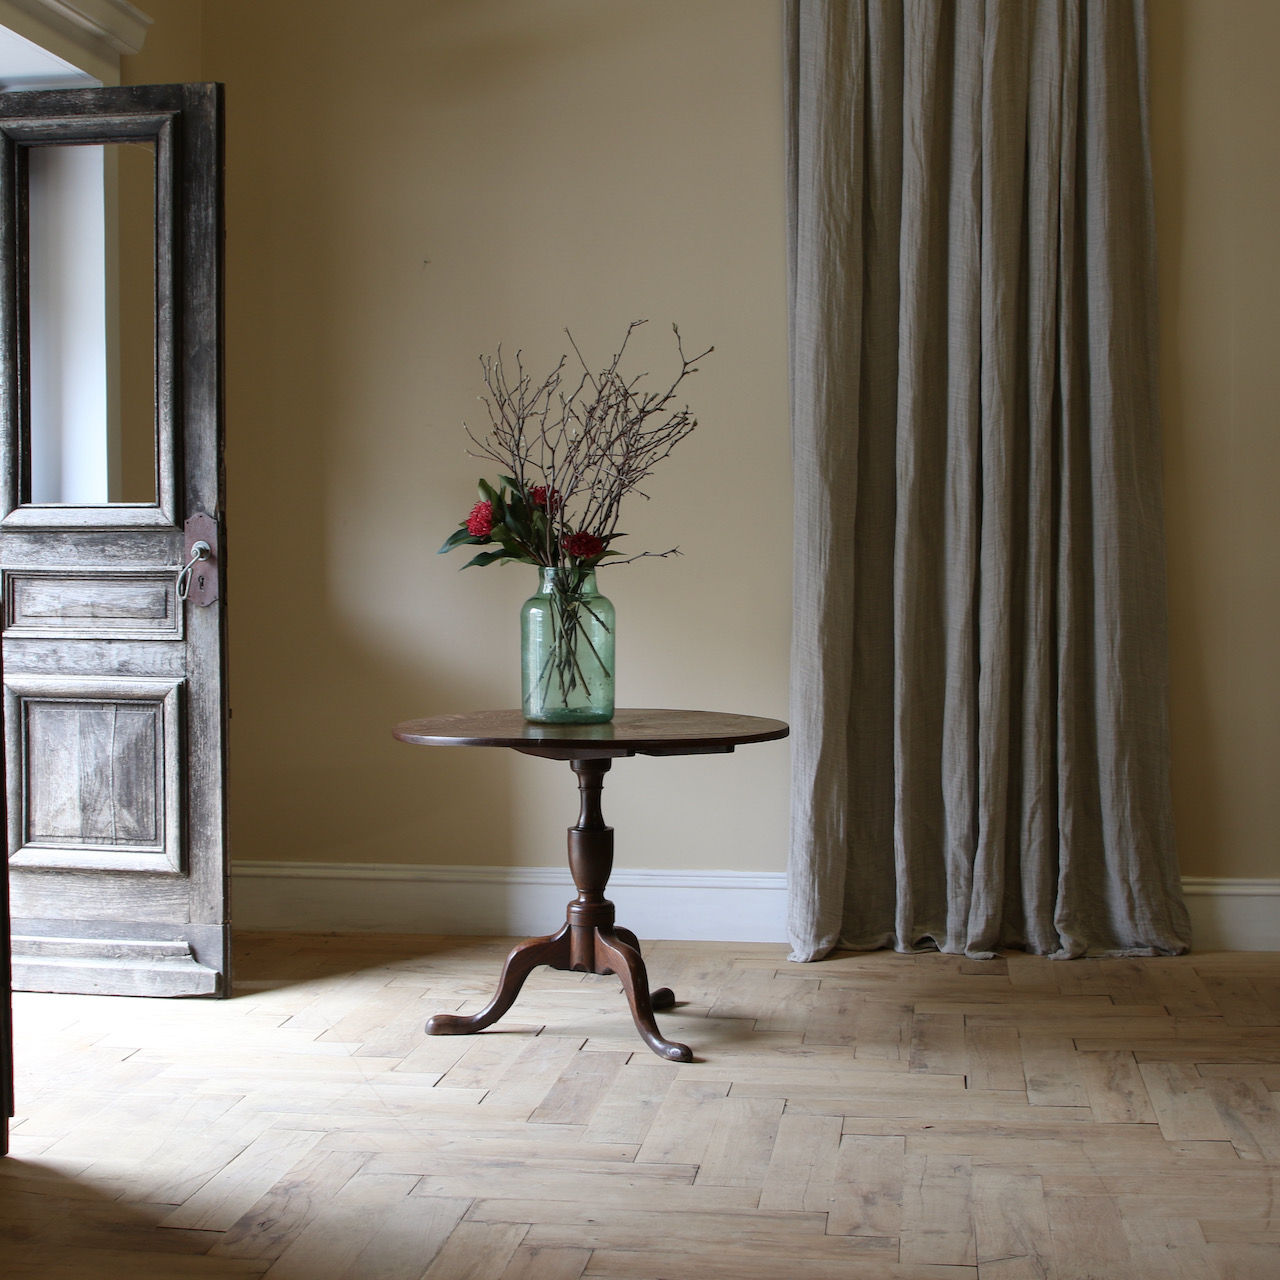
left=0, top=1157, right=256, bottom=1279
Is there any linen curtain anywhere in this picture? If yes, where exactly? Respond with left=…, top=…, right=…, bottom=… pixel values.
left=786, top=0, right=1191, bottom=962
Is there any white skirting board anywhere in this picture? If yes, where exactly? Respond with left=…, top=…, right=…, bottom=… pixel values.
left=230, top=863, right=1280, bottom=951
left=1182, top=878, right=1280, bottom=952
left=231, top=862, right=790, bottom=943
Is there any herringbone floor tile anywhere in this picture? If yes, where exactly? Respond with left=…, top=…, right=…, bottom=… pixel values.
left=3, top=933, right=1280, bottom=1278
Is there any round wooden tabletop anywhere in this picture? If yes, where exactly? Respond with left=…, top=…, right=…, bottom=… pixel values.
left=392, top=708, right=789, bottom=758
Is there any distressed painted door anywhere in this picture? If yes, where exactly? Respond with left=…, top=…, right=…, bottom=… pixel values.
left=1, top=635, right=9, bottom=1149
left=0, top=84, right=228, bottom=996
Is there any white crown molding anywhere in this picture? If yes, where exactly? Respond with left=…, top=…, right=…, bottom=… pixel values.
left=17, top=0, right=149, bottom=54
left=0, top=0, right=149, bottom=75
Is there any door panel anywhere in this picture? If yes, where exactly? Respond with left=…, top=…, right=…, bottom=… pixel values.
left=7, top=673, right=183, bottom=871
left=4, top=568, right=183, bottom=639
left=0, top=84, right=226, bottom=997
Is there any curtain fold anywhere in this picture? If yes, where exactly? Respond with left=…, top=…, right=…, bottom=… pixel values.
left=786, top=0, right=1191, bottom=962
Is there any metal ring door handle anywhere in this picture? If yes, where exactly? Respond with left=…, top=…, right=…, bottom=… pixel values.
left=177, top=540, right=211, bottom=601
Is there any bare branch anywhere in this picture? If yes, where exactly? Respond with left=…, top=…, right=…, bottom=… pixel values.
left=461, top=324, right=706, bottom=569
left=605, top=547, right=683, bottom=566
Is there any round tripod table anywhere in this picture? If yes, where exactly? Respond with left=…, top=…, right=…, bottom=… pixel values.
left=392, top=709, right=789, bottom=1061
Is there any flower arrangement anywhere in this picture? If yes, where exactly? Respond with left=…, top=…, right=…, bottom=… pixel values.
left=439, top=321, right=710, bottom=722
left=439, top=320, right=710, bottom=572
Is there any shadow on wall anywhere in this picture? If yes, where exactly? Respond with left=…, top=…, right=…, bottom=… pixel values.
left=221, top=69, right=528, bottom=880
left=217, top=0, right=792, bottom=885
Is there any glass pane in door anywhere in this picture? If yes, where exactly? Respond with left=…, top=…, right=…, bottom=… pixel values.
left=27, top=140, right=156, bottom=504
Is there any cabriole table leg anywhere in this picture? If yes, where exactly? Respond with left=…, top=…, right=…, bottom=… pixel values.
left=594, top=926, right=690, bottom=1061
left=425, top=924, right=571, bottom=1036
left=423, top=755, right=689, bottom=1060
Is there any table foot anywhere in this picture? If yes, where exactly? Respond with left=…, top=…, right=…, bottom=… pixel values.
left=425, top=924, right=687, bottom=1060
left=595, top=927, right=693, bottom=1062
left=425, top=924, right=571, bottom=1036
left=611, top=927, right=674, bottom=1012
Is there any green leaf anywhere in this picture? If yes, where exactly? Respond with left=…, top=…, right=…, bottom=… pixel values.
left=460, top=549, right=508, bottom=569
left=438, top=527, right=483, bottom=554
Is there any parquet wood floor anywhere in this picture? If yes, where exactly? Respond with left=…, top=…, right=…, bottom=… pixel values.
left=4, top=934, right=1280, bottom=1279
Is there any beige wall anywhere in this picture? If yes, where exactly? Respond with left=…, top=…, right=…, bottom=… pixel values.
left=121, top=0, right=201, bottom=84
left=129, top=0, right=794, bottom=873
left=1150, top=0, right=1280, bottom=880
left=121, top=1, right=1279, bottom=883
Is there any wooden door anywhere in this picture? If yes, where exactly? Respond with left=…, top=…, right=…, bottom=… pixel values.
left=1, top=632, right=9, bottom=1150
left=0, top=84, right=228, bottom=997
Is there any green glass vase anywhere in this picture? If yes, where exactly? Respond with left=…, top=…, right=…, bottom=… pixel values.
left=521, top=567, right=614, bottom=724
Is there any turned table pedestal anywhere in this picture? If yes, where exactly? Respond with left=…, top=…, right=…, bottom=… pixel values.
left=392, top=709, right=788, bottom=1061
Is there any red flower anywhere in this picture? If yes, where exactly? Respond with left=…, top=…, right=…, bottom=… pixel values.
left=530, top=485, right=561, bottom=511
left=466, top=500, right=494, bottom=537
left=563, top=531, right=604, bottom=559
